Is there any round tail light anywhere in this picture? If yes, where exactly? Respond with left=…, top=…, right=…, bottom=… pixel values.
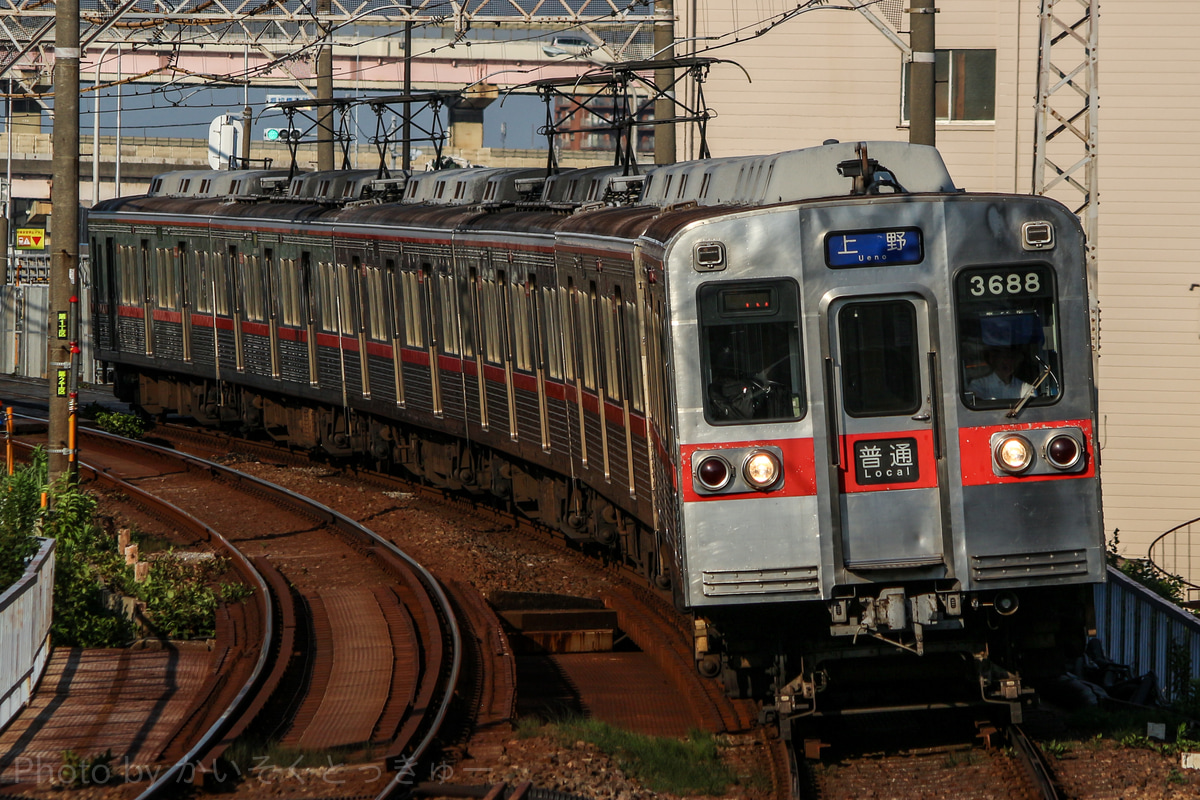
left=1045, top=434, right=1082, bottom=470
left=696, top=455, right=732, bottom=491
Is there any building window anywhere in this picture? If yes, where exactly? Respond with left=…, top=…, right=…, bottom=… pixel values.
left=903, top=49, right=995, bottom=122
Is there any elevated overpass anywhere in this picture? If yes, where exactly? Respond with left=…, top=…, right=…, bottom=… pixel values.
left=72, top=36, right=619, bottom=93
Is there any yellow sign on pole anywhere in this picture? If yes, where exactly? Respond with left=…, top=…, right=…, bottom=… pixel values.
left=15, top=228, right=45, bottom=249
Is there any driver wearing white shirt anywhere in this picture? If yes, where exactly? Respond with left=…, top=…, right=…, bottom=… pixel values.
left=968, top=346, right=1032, bottom=400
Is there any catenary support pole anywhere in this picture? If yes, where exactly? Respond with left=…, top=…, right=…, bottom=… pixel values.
left=654, top=0, right=675, bottom=165
left=908, top=0, right=936, bottom=146
left=316, top=0, right=334, bottom=171
left=49, top=0, right=79, bottom=482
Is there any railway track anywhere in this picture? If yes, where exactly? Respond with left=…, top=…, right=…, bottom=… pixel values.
left=787, top=715, right=1067, bottom=800
left=1009, top=724, right=1065, bottom=800
left=154, top=420, right=762, bottom=736
left=1, top=379, right=1063, bottom=800
left=147, top=419, right=778, bottom=795
left=4, top=420, right=463, bottom=800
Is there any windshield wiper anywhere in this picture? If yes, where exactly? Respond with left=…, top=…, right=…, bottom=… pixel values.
left=1006, top=365, right=1053, bottom=419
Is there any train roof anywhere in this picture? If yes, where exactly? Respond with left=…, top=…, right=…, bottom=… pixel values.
left=147, top=169, right=294, bottom=199
left=637, top=140, right=957, bottom=207
left=131, top=140, right=954, bottom=220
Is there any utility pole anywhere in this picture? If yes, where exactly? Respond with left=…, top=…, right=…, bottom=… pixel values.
left=908, top=0, right=936, bottom=146
left=402, top=10, right=412, bottom=171
left=653, top=0, right=675, bottom=165
left=241, top=45, right=252, bottom=167
left=49, top=0, right=79, bottom=482
left=316, top=0, right=334, bottom=171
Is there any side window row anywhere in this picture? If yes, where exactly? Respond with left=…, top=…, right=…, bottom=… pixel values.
left=102, top=239, right=645, bottom=413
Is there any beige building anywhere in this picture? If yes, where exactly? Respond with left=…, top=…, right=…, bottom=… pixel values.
left=675, top=1, right=1200, bottom=562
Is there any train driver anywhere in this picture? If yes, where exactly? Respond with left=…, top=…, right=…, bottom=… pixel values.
left=966, top=312, right=1044, bottom=401
left=967, top=345, right=1033, bottom=400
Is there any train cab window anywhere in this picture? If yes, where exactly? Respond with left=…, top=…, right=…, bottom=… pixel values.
left=699, top=279, right=805, bottom=424
left=838, top=300, right=920, bottom=417
left=956, top=264, right=1061, bottom=410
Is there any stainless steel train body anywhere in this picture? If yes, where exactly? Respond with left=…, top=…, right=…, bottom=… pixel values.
left=88, top=141, right=1105, bottom=722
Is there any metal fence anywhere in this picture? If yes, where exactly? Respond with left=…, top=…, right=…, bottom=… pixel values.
left=1148, top=517, right=1200, bottom=606
left=0, top=538, right=55, bottom=733
left=1, top=254, right=102, bottom=385
left=1095, top=565, right=1200, bottom=704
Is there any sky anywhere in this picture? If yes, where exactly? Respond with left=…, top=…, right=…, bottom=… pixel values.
left=71, top=82, right=550, bottom=152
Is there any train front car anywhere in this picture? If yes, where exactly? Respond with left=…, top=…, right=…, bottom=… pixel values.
left=656, top=142, right=1104, bottom=726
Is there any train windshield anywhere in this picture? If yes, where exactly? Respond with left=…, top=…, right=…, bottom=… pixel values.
left=698, top=279, right=805, bottom=424
left=955, top=264, right=1061, bottom=410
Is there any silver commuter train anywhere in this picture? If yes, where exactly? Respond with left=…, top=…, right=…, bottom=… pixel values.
left=88, top=140, right=1105, bottom=724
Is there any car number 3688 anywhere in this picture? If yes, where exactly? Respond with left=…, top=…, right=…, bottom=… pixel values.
left=968, top=272, right=1041, bottom=296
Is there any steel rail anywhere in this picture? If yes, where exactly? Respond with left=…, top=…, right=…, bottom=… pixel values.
left=12, top=429, right=277, bottom=800
left=1008, top=724, right=1062, bottom=800
left=17, top=415, right=462, bottom=799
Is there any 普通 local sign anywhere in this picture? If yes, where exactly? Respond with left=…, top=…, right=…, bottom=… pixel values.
left=16, top=228, right=45, bottom=250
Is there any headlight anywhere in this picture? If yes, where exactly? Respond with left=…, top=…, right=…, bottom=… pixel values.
left=1045, top=434, right=1082, bottom=470
left=696, top=455, right=732, bottom=491
left=995, top=434, right=1035, bottom=474
left=742, top=450, right=782, bottom=489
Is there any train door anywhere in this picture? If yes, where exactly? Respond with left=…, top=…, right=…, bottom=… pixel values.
left=468, top=267, right=488, bottom=429
left=301, top=253, right=319, bottom=386
left=177, top=242, right=193, bottom=362
left=227, top=245, right=245, bottom=371
left=102, top=237, right=118, bottom=351
left=264, top=249, right=281, bottom=378
left=421, top=265, right=443, bottom=416
left=139, top=239, right=153, bottom=355
left=347, top=257, right=371, bottom=399
left=824, top=294, right=945, bottom=572
left=385, top=258, right=406, bottom=407
left=502, top=272, right=519, bottom=436
left=528, top=275, right=550, bottom=451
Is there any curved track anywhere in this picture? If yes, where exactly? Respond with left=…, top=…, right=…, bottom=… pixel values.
left=7, top=419, right=462, bottom=800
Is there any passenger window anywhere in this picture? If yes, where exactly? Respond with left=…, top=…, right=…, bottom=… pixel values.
left=955, top=265, right=1061, bottom=409
left=699, top=280, right=805, bottom=424
left=838, top=300, right=920, bottom=417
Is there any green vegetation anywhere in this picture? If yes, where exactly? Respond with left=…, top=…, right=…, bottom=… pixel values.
left=1117, top=723, right=1200, bottom=757
left=1106, top=529, right=1187, bottom=606
left=0, top=450, right=45, bottom=592
left=1040, top=740, right=1070, bottom=759
left=93, top=410, right=146, bottom=440
left=546, top=716, right=738, bottom=796
left=1, top=450, right=247, bottom=646
left=59, top=749, right=115, bottom=787
left=1054, top=705, right=1200, bottom=756
left=48, top=471, right=136, bottom=647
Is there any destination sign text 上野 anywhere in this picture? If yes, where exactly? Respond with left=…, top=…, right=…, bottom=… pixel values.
left=826, top=228, right=923, bottom=268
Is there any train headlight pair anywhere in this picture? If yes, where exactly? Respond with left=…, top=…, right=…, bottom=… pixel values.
left=993, top=431, right=1083, bottom=476
left=695, top=449, right=782, bottom=493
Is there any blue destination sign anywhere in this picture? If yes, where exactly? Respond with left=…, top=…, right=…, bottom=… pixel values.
left=825, top=228, right=923, bottom=268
